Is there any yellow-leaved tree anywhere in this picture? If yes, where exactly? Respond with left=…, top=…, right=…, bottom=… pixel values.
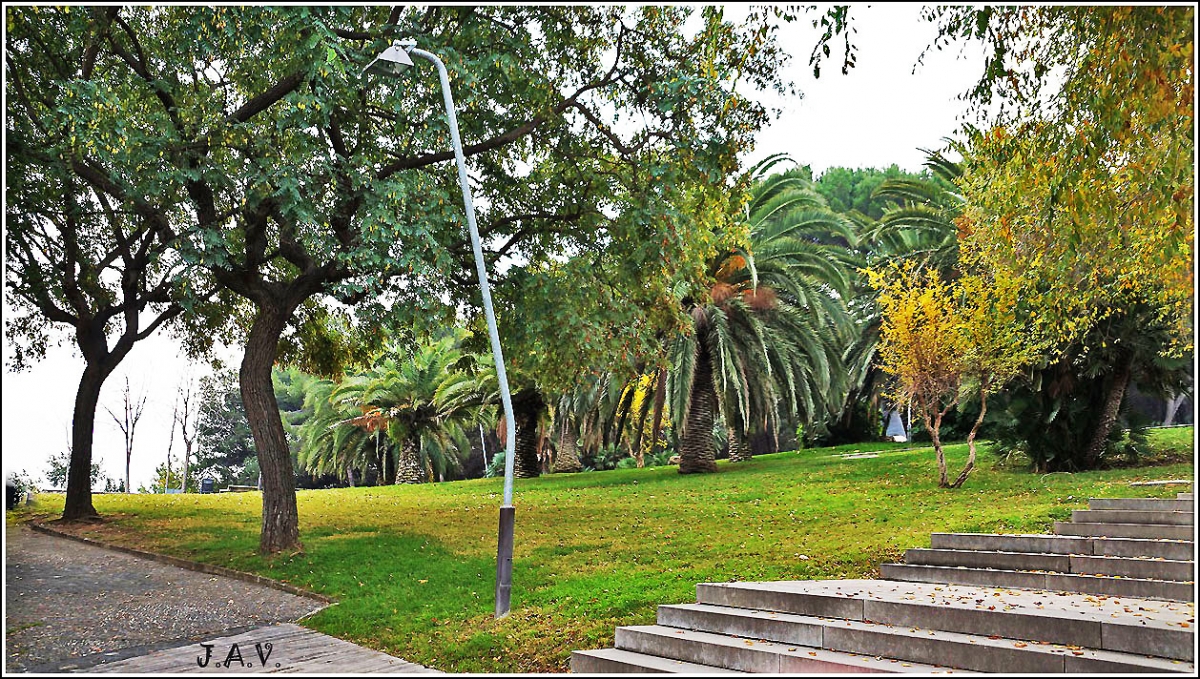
left=869, top=263, right=1036, bottom=488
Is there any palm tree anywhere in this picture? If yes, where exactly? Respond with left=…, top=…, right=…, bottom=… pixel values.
left=357, top=334, right=488, bottom=484
left=669, top=154, right=856, bottom=473
left=865, top=146, right=964, bottom=275
left=296, top=378, right=382, bottom=486
left=842, top=146, right=966, bottom=439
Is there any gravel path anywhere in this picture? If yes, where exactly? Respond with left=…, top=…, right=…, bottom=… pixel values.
left=5, top=521, right=327, bottom=673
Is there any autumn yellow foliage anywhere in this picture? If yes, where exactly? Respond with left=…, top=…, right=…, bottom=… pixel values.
left=870, top=263, right=1037, bottom=488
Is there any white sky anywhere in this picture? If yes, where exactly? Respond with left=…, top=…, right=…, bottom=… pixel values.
left=2, top=4, right=987, bottom=491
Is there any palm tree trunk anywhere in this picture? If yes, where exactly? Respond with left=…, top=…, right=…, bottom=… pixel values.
left=395, top=437, right=425, bottom=484
left=608, top=385, right=636, bottom=451
left=630, top=380, right=655, bottom=467
left=553, top=416, right=583, bottom=473
left=680, top=340, right=718, bottom=474
left=1083, top=356, right=1133, bottom=468
left=513, top=388, right=545, bottom=478
left=728, top=427, right=752, bottom=462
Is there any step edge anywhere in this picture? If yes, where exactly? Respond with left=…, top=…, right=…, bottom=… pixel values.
left=657, top=602, right=1194, bottom=672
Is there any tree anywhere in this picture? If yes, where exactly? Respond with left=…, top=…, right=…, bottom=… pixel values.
left=669, top=155, right=855, bottom=473
left=144, top=461, right=186, bottom=494
left=933, top=7, right=1192, bottom=466
left=296, top=377, right=381, bottom=486
left=44, top=452, right=101, bottom=490
left=809, top=8, right=1193, bottom=466
left=812, top=165, right=928, bottom=221
left=174, top=375, right=199, bottom=492
left=103, top=376, right=147, bottom=494
left=6, top=16, right=176, bottom=518
left=337, top=334, right=487, bottom=484
left=871, top=263, right=1035, bottom=487
left=835, top=149, right=967, bottom=444
left=9, top=6, right=797, bottom=550
left=194, top=369, right=258, bottom=487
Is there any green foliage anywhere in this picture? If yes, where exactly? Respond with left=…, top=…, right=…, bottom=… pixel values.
left=583, top=444, right=626, bottom=472
left=483, top=451, right=507, bottom=479
left=297, top=332, right=492, bottom=484
left=194, top=370, right=259, bottom=485
left=143, top=462, right=189, bottom=494
left=44, top=453, right=101, bottom=490
left=668, top=155, right=856, bottom=468
left=990, top=296, right=1192, bottom=472
left=812, top=165, right=934, bottom=221
left=16, top=427, right=1193, bottom=672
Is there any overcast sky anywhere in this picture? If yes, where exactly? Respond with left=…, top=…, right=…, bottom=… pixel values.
left=2, top=4, right=988, bottom=491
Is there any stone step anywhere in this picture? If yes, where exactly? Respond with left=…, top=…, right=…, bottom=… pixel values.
left=1180, top=492, right=1194, bottom=500
left=657, top=603, right=1194, bottom=674
left=570, top=647, right=746, bottom=673
left=1072, top=509, right=1194, bottom=526
left=930, top=532, right=1195, bottom=561
left=1055, top=521, right=1194, bottom=540
left=881, top=563, right=1195, bottom=602
left=904, top=549, right=1195, bottom=581
left=1089, top=498, right=1194, bottom=512
left=614, top=624, right=972, bottom=673
left=695, top=580, right=1194, bottom=660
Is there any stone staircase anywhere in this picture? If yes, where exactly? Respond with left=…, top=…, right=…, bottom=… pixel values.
left=571, top=493, right=1196, bottom=673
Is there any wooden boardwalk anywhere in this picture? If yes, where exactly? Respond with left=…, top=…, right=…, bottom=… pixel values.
left=92, top=624, right=437, bottom=674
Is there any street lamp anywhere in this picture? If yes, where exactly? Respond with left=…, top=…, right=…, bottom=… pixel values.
left=362, top=39, right=519, bottom=619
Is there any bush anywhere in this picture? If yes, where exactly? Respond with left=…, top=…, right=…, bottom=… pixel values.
left=484, top=452, right=507, bottom=478
left=990, top=369, right=1157, bottom=472
left=581, top=444, right=624, bottom=471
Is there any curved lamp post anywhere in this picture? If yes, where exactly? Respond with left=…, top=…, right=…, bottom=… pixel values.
left=362, top=40, right=519, bottom=618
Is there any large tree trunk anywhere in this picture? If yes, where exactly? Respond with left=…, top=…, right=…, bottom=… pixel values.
left=395, top=437, right=425, bottom=484
left=63, top=362, right=107, bottom=521
left=553, top=415, right=583, bottom=473
left=1083, top=356, right=1133, bottom=468
left=513, top=388, right=545, bottom=478
left=680, top=340, right=718, bottom=474
left=241, top=308, right=301, bottom=554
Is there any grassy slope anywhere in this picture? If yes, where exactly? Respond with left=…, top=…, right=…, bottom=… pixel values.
left=14, top=429, right=1195, bottom=672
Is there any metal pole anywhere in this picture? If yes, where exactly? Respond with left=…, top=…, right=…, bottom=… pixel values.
left=408, top=47, right=518, bottom=618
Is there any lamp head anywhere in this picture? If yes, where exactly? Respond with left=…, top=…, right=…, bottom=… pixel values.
left=361, top=40, right=415, bottom=78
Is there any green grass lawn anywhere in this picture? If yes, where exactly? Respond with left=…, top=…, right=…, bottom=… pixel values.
left=14, top=428, right=1195, bottom=672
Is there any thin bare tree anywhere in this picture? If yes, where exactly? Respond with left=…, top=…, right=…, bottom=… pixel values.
left=164, top=391, right=179, bottom=493
left=105, top=376, right=147, bottom=493
left=176, top=377, right=197, bottom=492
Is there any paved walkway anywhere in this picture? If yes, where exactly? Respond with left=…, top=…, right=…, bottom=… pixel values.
left=4, top=522, right=433, bottom=673
left=92, top=624, right=432, bottom=673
